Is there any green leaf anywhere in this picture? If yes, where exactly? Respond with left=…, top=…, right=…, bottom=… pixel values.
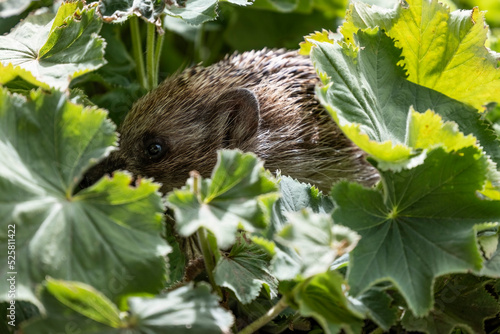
left=291, top=271, right=364, bottom=334
left=457, top=0, right=500, bottom=26
left=393, top=2, right=499, bottom=111
left=214, top=237, right=278, bottom=304
left=23, top=283, right=119, bottom=333
left=0, top=88, right=170, bottom=307
left=332, top=147, right=500, bottom=316
left=127, top=284, right=234, bottom=333
left=226, top=0, right=254, bottom=6
left=99, top=0, right=165, bottom=25
left=25, top=282, right=233, bottom=334
left=351, top=287, right=398, bottom=330
left=44, top=278, right=122, bottom=328
left=0, top=62, right=51, bottom=92
left=402, top=274, right=500, bottom=334
left=167, top=150, right=279, bottom=249
left=0, top=2, right=106, bottom=90
left=480, top=228, right=500, bottom=276
left=251, top=0, right=299, bottom=12
left=0, top=0, right=33, bottom=18
left=309, top=27, right=500, bottom=167
left=275, top=209, right=359, bottom=279
left=267, top=175, right=334, bottom=238
left=343, top=0, right=500, bottom=111
left=408, top=109, right=478, bottom=152
left=165, top=0, right=218, bottom=25
left=263, top=177, right=337, bottom=281
left=223, top=3, right=340, bottom=51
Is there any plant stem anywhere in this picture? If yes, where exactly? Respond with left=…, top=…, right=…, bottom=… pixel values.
left=146, top=22, right=156, bottom=90
left=191, top=171, right=222, bottom=298
left=154, top=32, right=165, bottom=85
left=130, top=16, right=147, bottom=90
left=237, top=297, right=289, bottom=334
left=154, top=16, right=166, bottom=85
left=197, top=227, right=222, bottom=298
left=194, top=23, right=205, bottom=63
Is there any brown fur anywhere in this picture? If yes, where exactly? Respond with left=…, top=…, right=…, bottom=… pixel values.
left=85, top=49, right=378, bottom=193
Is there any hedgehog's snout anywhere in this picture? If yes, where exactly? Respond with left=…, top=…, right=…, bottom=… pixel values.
left=79, top=151, right=127, bottom=190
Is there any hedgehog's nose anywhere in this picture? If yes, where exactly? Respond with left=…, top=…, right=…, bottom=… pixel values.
left=79, top=174, right=95, bottom=190
left=78, top=153, right=126, bottom=190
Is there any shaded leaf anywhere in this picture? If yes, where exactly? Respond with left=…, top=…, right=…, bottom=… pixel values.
left=214, top=238, right=278, bottom=304
left=292, top=271, right=364, bottom=334
left=332, top=147, right=500, bottom=316
left=350, top=287, right=398, bottom=330
left=402, top=274, right=500, bottom=334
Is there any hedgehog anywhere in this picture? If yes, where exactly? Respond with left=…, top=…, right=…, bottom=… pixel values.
left=83, top=49, right=378, bottom=193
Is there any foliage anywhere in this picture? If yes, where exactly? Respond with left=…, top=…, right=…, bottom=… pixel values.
left=1, top=0, right=500, bottom=333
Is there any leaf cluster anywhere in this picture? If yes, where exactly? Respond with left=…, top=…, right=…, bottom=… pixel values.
left=1, top=0, right=500, bottom=333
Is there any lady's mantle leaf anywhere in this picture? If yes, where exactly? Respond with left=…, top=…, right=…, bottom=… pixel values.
left=308, top=28, right=500, bottom=167
left=274, top=209, right=359, bottom=279
left=255, top=177, right=335, bottom=281
left=408, top=110, right=477, bottom=152
left=99, top=0, right=166, bottom=25
left=127, top=284, right=234, bottom=333
left=291, top=271, right=364, bottom=334
left=44, top=278, right=122, bottom=328
left=350, top=287, right=398, bottom=330
left=332, top=147, right=500, bottom=316
left=0, top=0, right=33, bottom=18
left=214, top=238, right=278, bottom=304
left=164, top=0, right=219, bottom=25
left=99, top=0, right=219, bottom=26
left=0, top=88, right=170, bottom=307
left=24, top=280, right=122, bottom=333
left=342, top=0, right=500, bottom=111
left=0, top=62, right=51, bottom=91
left=25, top=282, right=233, bottom=334
left=0, top=1, right=106, bottom=90
left=266, top=175, right=334, bottom=238
left=167, top=150, right=279, bottom=249
left=402, top=274, right=500, bottom=334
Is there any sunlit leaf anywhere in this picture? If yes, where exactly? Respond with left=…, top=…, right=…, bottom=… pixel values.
left=0, top=2, right=106, bottom=90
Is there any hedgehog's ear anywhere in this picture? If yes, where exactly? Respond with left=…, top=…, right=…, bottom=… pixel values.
left=216, top=88, right=260, bottom=147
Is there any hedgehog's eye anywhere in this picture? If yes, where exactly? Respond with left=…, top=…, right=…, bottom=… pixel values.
left=143, top=137, right=168, bottom=162
left=147, top=143, right=162, bottom=157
